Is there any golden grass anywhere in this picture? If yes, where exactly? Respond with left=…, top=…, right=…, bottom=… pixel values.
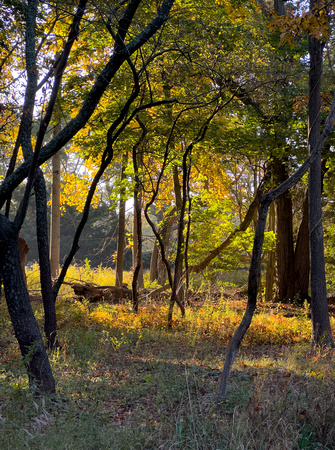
left=2, top=276, right=335, bottom=449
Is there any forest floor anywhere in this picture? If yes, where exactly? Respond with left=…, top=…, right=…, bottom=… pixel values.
left=1, top=268, right=335, bottom=449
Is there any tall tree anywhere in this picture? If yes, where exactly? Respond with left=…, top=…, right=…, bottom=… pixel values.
left=307, top=0, right=333, bottom=345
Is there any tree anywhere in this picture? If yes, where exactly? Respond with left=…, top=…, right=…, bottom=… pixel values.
left=0, top=0, right=176, bottom=393
left=219, top=1, right=335, bottom=400
left=307, top=0, right=333, bottom=346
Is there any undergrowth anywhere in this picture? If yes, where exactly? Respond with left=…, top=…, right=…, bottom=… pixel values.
left=0, top=267, right=335, bottom=448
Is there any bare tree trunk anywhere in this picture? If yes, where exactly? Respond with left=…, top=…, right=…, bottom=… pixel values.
left=172, top=165, right=184, bottom=299
left=115, top=153, right=127, bottom=290
left=291, top=191, right=310, bottom=300
left=149, top=241, right=159, bottom=283
left=50, top=150, right=61, bottom=280
left=18, top=236, right=29, bottom=288
left=274, top=158, right=295, bottom=302
left=168, top=154, right=191, bottom=327
left=265, top=202, right=275, bottom=302
left=34, top=170, right=58, bottom=348
left=149, top=208, right=163, bottom=283
left=307, top=13, right=333, bottom=346
left=132, top=188, right=143, bottom=311
left=0, top=215, right=55, bottom=393
left=157, top=209, right=176, bottom=285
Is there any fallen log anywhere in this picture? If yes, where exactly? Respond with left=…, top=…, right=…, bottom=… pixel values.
left=64, top=282, right=132, bottom=302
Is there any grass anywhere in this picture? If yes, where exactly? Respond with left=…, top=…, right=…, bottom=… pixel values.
left=1, top=266, right=335, bottom=448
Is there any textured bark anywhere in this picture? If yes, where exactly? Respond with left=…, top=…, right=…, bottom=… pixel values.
left=274, top=159, right=310, bottom=303
left=34, top=170, right=57, bottom=348
left=0, top=215, right=55, bottom=393
left=274, top=158, right=295, bottom=302
left=308, top=14, right=333, bottom=347
left=291, top=192, right=310, bottom=300
left=18, top=236, right=29, bottom=288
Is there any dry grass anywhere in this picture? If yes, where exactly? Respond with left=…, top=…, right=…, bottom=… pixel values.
left=1, top=267, right=335, bottom=448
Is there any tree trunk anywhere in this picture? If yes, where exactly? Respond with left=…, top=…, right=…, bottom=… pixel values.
left=171, top=165, right=184, bottom=302
left=291, top=191, right=310, bottom=300
left=0, top=215, right=55, bottom=393
left=307, top=14, right=333, bottom=346
left=115, top=153, right=127, bottom=290
left=274, top=158, right=295, bottom=302
left=149, top=208, right=163, bottom=283
left=50, top=119, right=61, bottom=281
left=34, top=170, right=58, bottom=348
left=18, top=236, right=29, bottom=288
left=149, top=240, right=159, bottom=283
left=132, top=187, right=143, bottom=311
left=265, top=202, right=276, bottom=302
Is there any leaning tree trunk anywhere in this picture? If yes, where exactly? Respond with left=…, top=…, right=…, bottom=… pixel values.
left=218, top=92, right=335, bottom=400
left=0, top=215, right=55, bottom=393
left=308, top=14, right=333, bottom=346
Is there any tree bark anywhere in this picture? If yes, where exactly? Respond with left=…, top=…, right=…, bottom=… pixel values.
left=265, top=202, right=276, bottom=302
left=307, top=13, right=333, bottom=346
left=132, top=187, right=143, bottom=311
left=0, top=215, right=55, bottom=393
left=34, top=170, right=58, bottom=348
left=291, top=191, right=310, bottom=300
left=18, top=236, right=29, bottom=288
left=274, top=158, right=295, bottom=302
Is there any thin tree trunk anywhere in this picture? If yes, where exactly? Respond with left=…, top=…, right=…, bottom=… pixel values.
left=149, top=208, right=163, bottom=283
left=50, top=149, right=61, bottom=280
left=50, top=117, right=61, bottom=281
left=168, top=153, right=191, bottom=327
left=34, top=170, right=58, bottom=348
left=115, top=153, right=127, bottom=290
left=132, top=188, right=143, bottom=311
left=149, top=240, right=159, bottom=283
left=291, top=191, right=310, bottom=300
left=157, top=209, right=176, bottom=285
left=265, top=202, right=276, bottom=303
